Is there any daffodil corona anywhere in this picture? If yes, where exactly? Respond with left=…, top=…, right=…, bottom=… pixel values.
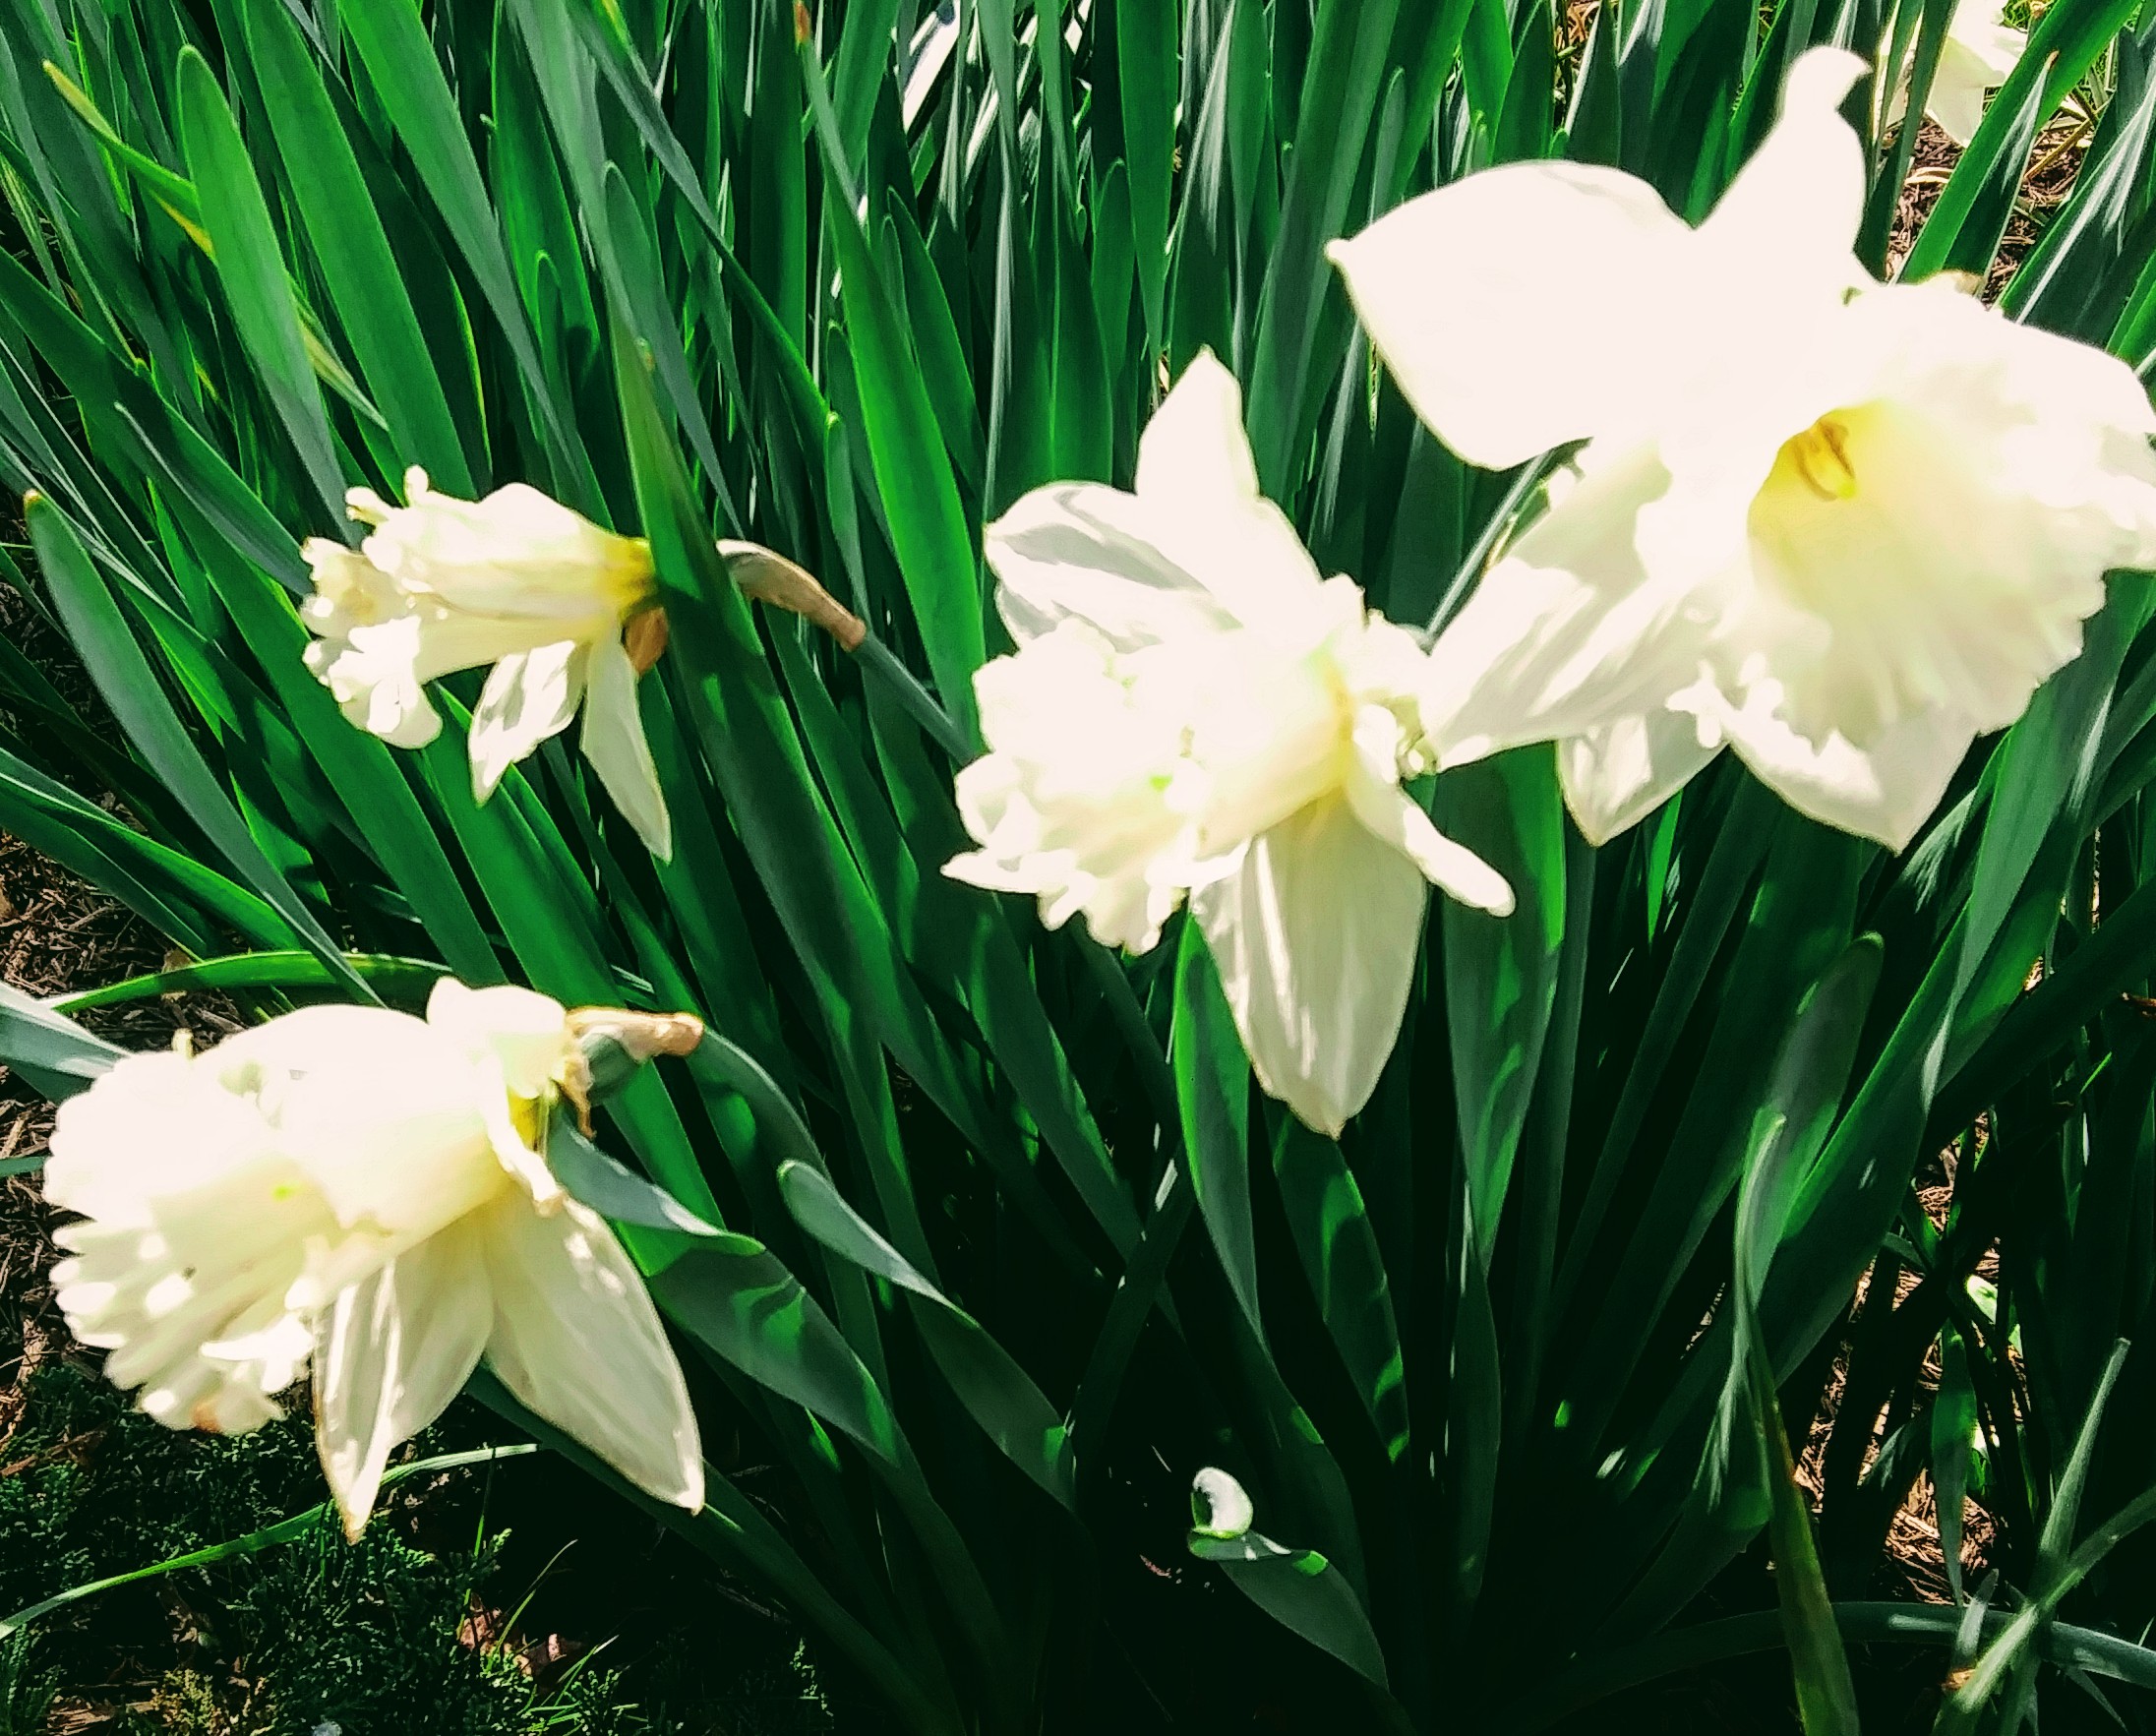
left=45, top=981, right=704, bottom=1537
left=303, top=470, right=674, bottom=859
left=945, top=352, right=1513, bottom=1135
left=1331, top=47, right=2156, bottom=851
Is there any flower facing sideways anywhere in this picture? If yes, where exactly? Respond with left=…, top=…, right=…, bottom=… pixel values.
left=303, top=469, right=673, bottom=859
left=45, top=981, right=704, bottom=1537
left=1880, top=0, right=2025, bottom=148
left=1331, top=47, right=2156, bottom=852
left=945, top=351, right=1513, bottom=1136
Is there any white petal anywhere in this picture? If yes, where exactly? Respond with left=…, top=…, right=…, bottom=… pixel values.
left=216, top=1005, right=509, bottom=1238
left=1341, top=715, right=1514, bottom=916
left=1706, top=686, right=1973, bottom=851
left=480, top=1194, right=703, bottom=1510
left=425, top=978, right=572, bottom=1098
left=1926, top=72, right=1988, bottom=148
left=1698, top=47, right=1869, bottom=310
left=1134, top=350, right=1263, bottom=506
left=55, top=1159, right=330, bottom=1430
left=1330, top=161, right=1694, bottom=468
left=986, top=482, right=1245, bottom=649
left=579, top=633, right=674, bottom=860
left=425, top=979, right=571, bottom=1207
left=946, top=622, right=1204, bottom=953
left=314, top=1222, right=492, bottom=1538
left=1129, top=351, right=1330, bottom=631
left=1423, top=445, right=1718, bottom=764
left=1558, top=707, right=1722, bottom=844
left=409, top=608, right=589, bottom=686
left=1190, top=796, right=1430, bottom=1137
left=467, top=639, right=588, bottom=802
left=310, top=616, right=444, bottom=748
left=46, top=1049, right=274, bottom=1225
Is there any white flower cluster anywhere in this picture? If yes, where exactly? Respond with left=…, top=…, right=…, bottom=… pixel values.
left=960, top=45, right=2156, bottom=1132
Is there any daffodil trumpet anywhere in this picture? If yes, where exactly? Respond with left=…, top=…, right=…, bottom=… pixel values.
left=45, top=981, right=706, bottom=1539
left=942, top=351, right=1513, bottom=1137
left=1332, top=46, right=2156, bottom=853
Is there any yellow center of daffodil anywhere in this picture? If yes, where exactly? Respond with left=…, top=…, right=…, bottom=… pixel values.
left=1774, top=414, right=1861, bottom=503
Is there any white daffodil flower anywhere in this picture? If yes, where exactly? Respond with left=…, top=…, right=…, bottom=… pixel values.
left=1331, top=46, right=2156, bottom=852
left=944, top=352, right=1513, bottom=1136
left=45, top=981, right=703, bottom=1537
left=303, top=469, right=673, bottom=859
left=1881, top=0, right=2026, bottom=148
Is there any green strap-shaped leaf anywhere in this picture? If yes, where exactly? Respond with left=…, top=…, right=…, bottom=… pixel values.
left=336, top=0, right=595, bottom=506
left=780, top=1161, right=1076, bottom=1508
left=1115, top=0, right=1178, bottom=344
left=0, top=742, right=246, bottom=955
left=799, top=36, right=984, bottom=745
left=175, top=48, right=347, bottom=527
left=1435, top=748, right=1567, bottom=1264
left=1186, top=1502, right=1391, bottom=1691
left=1271, top=1116, right=1409, bottom=1464
left=0, top=980, right=122, bottom=1100
left=1173, top=923, right=1262, bottom=1342
left=1902, top=0, right=2144, bottom=283
left=548, top=1114, right=726, bottom=1239
left=646, top=1228, right=904, bottom=1468
left=548, top=0, right=828, bottom=446
left=237, top=0, right=475, bottom=494
left=51, top=949, right=447, bottom=1011
left=0, top=248, right=308, bottom=593
left=1718, top=939, right=1884, bottom=1736
left=1244, top=0, right=1403, bottom=492
left=614, top=318, right=1065, bottom=1280
left=27, top=495, right=366, bottom=996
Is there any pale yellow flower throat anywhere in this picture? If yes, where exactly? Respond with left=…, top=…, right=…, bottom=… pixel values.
left=1776, top=414, right=1860, bottom=503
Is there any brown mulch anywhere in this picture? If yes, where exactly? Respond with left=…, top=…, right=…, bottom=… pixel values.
left=1886, top=114, right=2091, bottom=294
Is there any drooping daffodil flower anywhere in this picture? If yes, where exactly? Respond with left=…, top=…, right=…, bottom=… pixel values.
left=45, top=980, right=705, bottom=1537
left=1330, top=46, right=2156, bottom=852
left=1880, top=0, right=2026, bottom=148
left=943, top=351, right=1513, bottom=1136
left=303, top=469, right=673, bottom=859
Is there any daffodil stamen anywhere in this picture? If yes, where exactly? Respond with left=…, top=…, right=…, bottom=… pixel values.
left=1782, top=416, right=1859, bottom=502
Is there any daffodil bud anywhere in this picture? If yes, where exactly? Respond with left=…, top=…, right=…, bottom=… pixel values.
left=563, top=1006, right=705, bottom=1120
left=45, top=979, right=702, bottom=1537
left=721, top=540, right=867, bottom=650
left=1190, top=1467, right=1254, bottom=1540
left=302, top=469, right=675, bottom=860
